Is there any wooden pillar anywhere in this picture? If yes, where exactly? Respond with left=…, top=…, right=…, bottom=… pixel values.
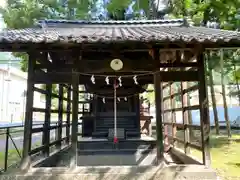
left=154, top=72, right=164, bottom=162
left=94, top=95, right=98, bottom=132
left=42, top=83, right=52, bottom=156
left=66, top=85, right=71, bottom=144
left=135, top=95, right=141, bottom=136
left=129, top=96, right=133, bottom=112
left=170, top=83, right=177, bottom=147
left=163, top=83, right=170, bottom=150
left=70, top=71, right=79, bottom=168
left=57, top=84, right=63, bottom=149
left=197, top=50, right=211, bottom=167
left=181, top=82, right=190, bottom=154
left=20, top=52, right=36, bottom=170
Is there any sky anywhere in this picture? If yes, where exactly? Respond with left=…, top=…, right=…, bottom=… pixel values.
left=0, top=0, right=6, bottom=8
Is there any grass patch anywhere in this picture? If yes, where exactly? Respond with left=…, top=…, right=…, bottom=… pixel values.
left=0, top=148, right=22, bottom=170
left=0, top=142, right=42, bottom=171
left=190, top=133, right=240, bottom=180
left=209, top=134, right=240, bottom=180
left=156, top=128, right=240, bottom=179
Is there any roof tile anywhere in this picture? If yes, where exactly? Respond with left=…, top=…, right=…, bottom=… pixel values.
left=0, top=19, right=239, bottom=46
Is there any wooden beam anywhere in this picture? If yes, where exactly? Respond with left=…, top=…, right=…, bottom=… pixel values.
left=20, top=52, right=36, bottom=170
left=56, top=84, right=64, bottom=149
left=135, top=95, right=141, bottom=137
left=93, top=95, right=98, bottom=133
left=163, top=82, right=171, bottom=151
left=35, top=63, right=197, bottom=73
left=197, top=49, right=211, bottom=167
left=66, top=85, right=71, bottom=144
left=0, top=42, right=239, bottom=53
left=159, top=71, right=198, bottom=82
left=170, top=83, right=177, bottom=147
left=154, top=72, right=164, bottom=163
left=70, top=65, right=79, bottom=168
left=32, top=71, right=199, bottom=84
left=36, top=52, right=52, bottom=65
left=42, top=84, right=52, bottom=157
left=181, top=82, right=190, bottom=154
left=159, top=62, right=198, bottom=68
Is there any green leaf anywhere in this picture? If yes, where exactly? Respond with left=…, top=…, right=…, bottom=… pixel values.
left=133, top=0, right=149, bottom=15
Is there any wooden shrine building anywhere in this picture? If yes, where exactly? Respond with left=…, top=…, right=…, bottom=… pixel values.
left=0, top=19, right=239, bottom=173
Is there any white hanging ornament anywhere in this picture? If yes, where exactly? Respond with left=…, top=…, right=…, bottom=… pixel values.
left=117, top=97, right=120, bottom=102
left=118, top=76, right=122, bottom=87
left=102, top=98, right=105, bottom=103
left=124, top=97, right=127, bottom=101
left=105, top=76, right=110, bottom=85
left=91, top=75, right=95, bottom=84
left=133, top=75, right=138, bottom=85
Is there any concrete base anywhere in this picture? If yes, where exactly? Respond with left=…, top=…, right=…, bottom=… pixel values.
left=3, top=164, right=218, bottom=180
left=170, top=147, right=202, bottom=165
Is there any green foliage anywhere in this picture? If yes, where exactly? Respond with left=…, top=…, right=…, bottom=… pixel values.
left=235, top=68, right=240, bottom=79
left=107, top=0, right=131, bottom=12
left=107, top=0, right=131, bottom=20
left=169, top=0, right=240, bottom=29
left=132, top=0, right=149, bottom=17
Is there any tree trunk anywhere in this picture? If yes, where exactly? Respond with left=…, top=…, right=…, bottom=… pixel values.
left=209, top=69, right=220, bottom=135
left=148, top=0, right=154, bottom=19
left=233, top=64, right=240, bottom=106
left=220, top=51, right=231, bottom=137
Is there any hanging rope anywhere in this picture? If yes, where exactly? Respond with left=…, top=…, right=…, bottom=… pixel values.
left=79, top=71, right=157, bottom=78
left=113, top=78, right=118, bottom=144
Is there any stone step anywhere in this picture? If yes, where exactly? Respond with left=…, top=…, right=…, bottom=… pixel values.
left=92, top=131, right=108, bottom=138
left=96, top=119, right=134, bottom=122
left=77, top=152, right=157, bottom=166
left=96, top=123, right=135, bottom=126
left=92, top=130, right=140, bottom=138
left=78, top=148, right=157, bottom=155
left=95, top=127, right=138, bottom=131
left=96, top=119, right=135, bottom=124
left=126, top=131, right=140, bottom=138
left=96, top=123, right=136, bottom=128
left=77, top=140, right=156, bottom=150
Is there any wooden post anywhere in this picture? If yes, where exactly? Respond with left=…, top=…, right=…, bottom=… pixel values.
left=197, top=50, right=211, bottom=167
left=154, top=72, right=164, bottom=162
left=66, top=85, right=71, bottom=144
left=164, top=83, right=171, bottom=150
left=57, top=84, right=63, bottom=149
left=94, top=95, right=98, bottom=132
left=181, top=82, right=190, bottom=154
left=70, top=71, right=79, bottom=168
left=42, top=83, right=52, bottom=156
left=135, top=95, right=141, bottom=136
left=20, top=52, right=36, bottom=170
left=170, top=83, right=177, bottom=147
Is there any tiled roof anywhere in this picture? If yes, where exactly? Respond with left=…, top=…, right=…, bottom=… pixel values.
left=0, top=19, right=239, bottom=46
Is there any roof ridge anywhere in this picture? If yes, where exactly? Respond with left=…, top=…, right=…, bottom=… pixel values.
left=37, top=19, right=185, bottom=26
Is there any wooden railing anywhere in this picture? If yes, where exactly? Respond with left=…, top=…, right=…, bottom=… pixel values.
left=0, top=121, right=82, bottom=173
